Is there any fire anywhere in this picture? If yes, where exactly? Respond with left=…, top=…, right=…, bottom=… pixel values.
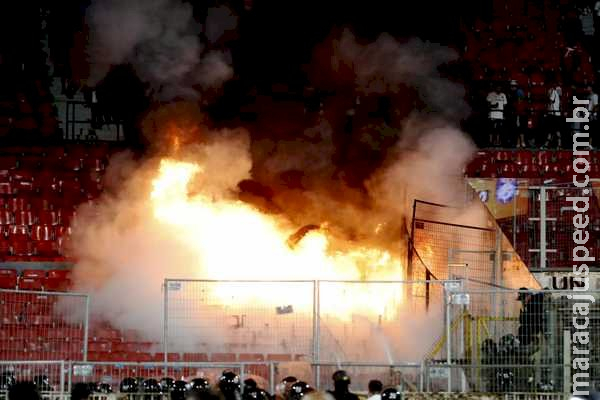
left=151, top=159, right=406, bottom=320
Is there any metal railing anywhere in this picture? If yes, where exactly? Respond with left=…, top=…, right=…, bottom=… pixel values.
left=435, top=287, right=600, bottom=393
left=0, top=289, right=90, bottom=361
left=162, top=279, right=454, bottom=388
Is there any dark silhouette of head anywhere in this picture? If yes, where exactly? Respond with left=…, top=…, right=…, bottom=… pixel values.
left=368, top=380, right=383, bottom=394
left=71, top=382, right=92, bottom=400
left=332, top=370, right=351, bottom=392
left=8, top=381, right=41, bottom=400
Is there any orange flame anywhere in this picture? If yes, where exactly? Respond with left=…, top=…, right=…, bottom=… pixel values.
left=151, top=159, right=406, bottom=320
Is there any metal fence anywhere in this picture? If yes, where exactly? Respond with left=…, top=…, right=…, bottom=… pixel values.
left=438, top=288, right=600, bottom=393
left=163, top=279, right=453, bottom=387
left=0, top=289, right=89, bottom=361
left=69, top=361, right=273, bottom=394
left=409, top=199, right=539, bottom=293
left=0, top=358, right=581, bottom=397
left=0, top=360, right=67, bottom=399
left=0, top=360, right=427, bottom=396
left=468, top=179, right=600, bottom=271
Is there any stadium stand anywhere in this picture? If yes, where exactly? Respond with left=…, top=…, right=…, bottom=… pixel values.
left=465, top=149, right=599, bottom=179
left=0, top=145, right=113, bottom=263
left=461, top=0, right=598, bottom=148
left=465, top=149, right=600, bottom=271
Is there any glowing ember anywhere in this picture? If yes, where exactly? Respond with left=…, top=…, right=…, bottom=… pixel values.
left=151, top=159, right=406, bottom=320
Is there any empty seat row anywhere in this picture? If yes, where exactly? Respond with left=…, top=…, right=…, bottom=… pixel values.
left=469, top=162, right=600, bottom=179
left=0, top=211, right=66, bottom=226
left=0, top=269, right=71, bottom=291
left=466, top=150, right=600, bottom=178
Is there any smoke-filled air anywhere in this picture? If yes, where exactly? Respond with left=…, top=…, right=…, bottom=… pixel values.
left=68, top=2, right=480, bottom=363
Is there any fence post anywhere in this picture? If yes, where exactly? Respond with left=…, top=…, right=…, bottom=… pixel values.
left=163, top=279, right=169, bottom=365
left=60, top=360, right=65, bottom=397
left=269, top=362, right=275, bottom=395
left=83, top=295, right=90, bottom=362
left=419, top=361, right=424, bottom=392
left=241, top=363, right=246, bottom=390
left=67, top=361, right=72, bottom=396
left=312, top=280, right=321, bottom=389
left=445, top=289, right=452, bottom=392
left=563, top=330, right=571, bottom=394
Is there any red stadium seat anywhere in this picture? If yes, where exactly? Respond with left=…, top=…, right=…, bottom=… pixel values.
left=31, top=225, right=52, bottom=241
left=0, top=156, right=17, bottom=170
left=83, top=158, right=105, bottom=172
left=48, top=269, right=70, bottom=280
left=515, top=150, right=532, bottom=165
left=0, top=211, right=12, bottom=225
left=211, top=353, right=236, bottom=362
left=479, top=163, right=497, bottom=178
left=522, top=164, right=540, bottom=178
left=499, top=163, right=518, bottom=178
left=0, top=181, right=12, bottom=195
left=182, top=353, right=209, bottom=362
left=8, top=225, right=28, bottom=241
left=132, top=352, right=153, bottom=362
left=543, top=163, right=561, bottom=179
left=150, top=352, right=179, bottom=362
left=10, top=238, right=32, bottom=257
left=8, top=197, right=29, bottom=212
left=43, top=274, right=71, bottom=291
left=87, top=351, right=110, bottom=361
left=14, top=211, right=34, bottom=226
left=494, top=150, right=512, bottom=162
left=34, top=240, right=59, bottom=258
left=267, top=354, right=292, bottom=361
left=0, top=239, right=10, bottom=257
left=536, top=151, right=551, bottom=165
left=239, top=353, right=265, bottom=362
left=18, top=277, right=43, bottom=291
left=22, top=269, right=45, bottom=279
left=0, top=269, right=17, bottom=289
left=38, top=210, right=59, bottom=226
left=88, top=341, right=111, bottom=353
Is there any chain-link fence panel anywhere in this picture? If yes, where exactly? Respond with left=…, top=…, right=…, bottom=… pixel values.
left=70, top=361, right=269, bottom=395
left=0, top=360, right=67, bottom=398
left=164, top=280, right=315, bottom=360
left=165, top=280, right=450, bottom=375
left=443, top=289, right=600, bottom=393
left=0, top=290, right=89, bottom=361
left=410, top=202, right=497, bottom=284
left=317, top=281, right=447, bottom=365
left=314, top=363, right=423, bottom=393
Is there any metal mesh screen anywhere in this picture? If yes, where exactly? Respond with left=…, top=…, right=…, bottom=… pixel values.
left=473, top=180, right=600, bottom=271
left=317, top=281, right=446, bottom=364
left=0, top=360, right=66, bottom=395
left=0, top=290, right=88, bottom=361
left=69, top=362, right=262, bottom=394
left=315, top=363, right=423, bottom=392
left=164, top=280, right=315, bottom=358
left=165, top=280, right=449, bottom=370
left=412, top=218, right=496, bottom=283
left=444, top=289, right=600, bottom=393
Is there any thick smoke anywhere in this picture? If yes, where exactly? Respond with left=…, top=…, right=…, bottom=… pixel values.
left=311, top=29, right=468, bottom=118
left=70, top=28, right=481, bottom=361
left=86, top=0, right=236, bottom=99
left=367, top=118, right=477, bottom=221
left=70, top=131, right=252, bottom=341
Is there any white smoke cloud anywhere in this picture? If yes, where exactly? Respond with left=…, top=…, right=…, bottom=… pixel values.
left=70, top=130, right=253, bottom=341
left=367, top=118, right=476, bottom=219
left=87, top=0, right=235, bottom=99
